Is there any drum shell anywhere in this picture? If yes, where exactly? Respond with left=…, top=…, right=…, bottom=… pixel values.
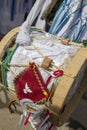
left=0, top=27, right=87, bottom=126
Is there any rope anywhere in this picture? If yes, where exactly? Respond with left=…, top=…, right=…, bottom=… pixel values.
left=0, top=82, right=16, bottom=95
left=31, top=42, right=75, bottom=78
left=1, top=43, right=18, bottom=87
left=31, top=35, right=84, bottom=47
left=6, top=66, right=16, bottom=76
left=31, top=42, right=45, bottom=58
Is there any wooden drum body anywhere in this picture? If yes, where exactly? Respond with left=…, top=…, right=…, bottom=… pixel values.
left=0, top=27, right=87, bottom=127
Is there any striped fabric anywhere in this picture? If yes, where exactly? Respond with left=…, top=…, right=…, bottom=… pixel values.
left=49, top=0, right=87, bottom=43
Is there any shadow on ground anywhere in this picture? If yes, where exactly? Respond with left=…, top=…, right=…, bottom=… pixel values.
left=67, top=118, right=87, bottom=130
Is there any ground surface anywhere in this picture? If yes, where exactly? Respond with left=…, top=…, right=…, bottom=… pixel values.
left=0, top=87, right=87, bottom=130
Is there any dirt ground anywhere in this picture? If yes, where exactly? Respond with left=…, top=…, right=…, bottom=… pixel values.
left=0, top=86, right=87, bottom=130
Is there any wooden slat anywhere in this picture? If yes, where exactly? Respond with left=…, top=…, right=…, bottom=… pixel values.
left=58, top=69, right=87, bottom=126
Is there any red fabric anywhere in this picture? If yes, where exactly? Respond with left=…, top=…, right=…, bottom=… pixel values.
left=24, top=113, right=31, bottom=126
left=53, top=70, right=63, bottom=77
left=15, top=63, right=49, bottom=102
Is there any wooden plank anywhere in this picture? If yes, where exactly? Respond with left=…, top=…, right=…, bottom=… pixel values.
left=50, top=76, right=74, bottom=112
left=51, top=50, right=87, bottom=113
left=77, top=47, right=87, bottom=58
left=58, top=69, right=87, bottom=126
left=49, top=47, right=87, bottom=126
left=65, top=48, right=87, bottom=77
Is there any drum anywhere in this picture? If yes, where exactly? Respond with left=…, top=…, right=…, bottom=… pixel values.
left=0, top=27, right=87, bottom=128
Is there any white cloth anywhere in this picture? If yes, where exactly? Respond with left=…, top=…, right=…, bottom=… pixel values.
left=16, top=21, right=31, bottom=45
left=35, top=0, right=52, bottom=30
left=16, top=0, right=46, bottom=45
left=8, top=31, right=80, bottom=90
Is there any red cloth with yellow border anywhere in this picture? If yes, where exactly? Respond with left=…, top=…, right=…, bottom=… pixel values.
left=14, top=63, right=50, bottom=102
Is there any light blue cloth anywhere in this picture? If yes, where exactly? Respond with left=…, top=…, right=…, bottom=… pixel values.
left=49, top=0, right=87, bottom=43
left=71, top=0, right=87, bottom=42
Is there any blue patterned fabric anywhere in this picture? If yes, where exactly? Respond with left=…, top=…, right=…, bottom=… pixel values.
left=49, top=0, right=87, bottom=43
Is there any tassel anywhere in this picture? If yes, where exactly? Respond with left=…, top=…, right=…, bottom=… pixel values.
left=24, top=113, right=31, bottom=125
left=19, top=114, right=25, bottom=126
left=36, top=111, right=51, bottom=130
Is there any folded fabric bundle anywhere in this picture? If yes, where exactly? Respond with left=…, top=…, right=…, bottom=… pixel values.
left=49, top=0, right=87, bottom=43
